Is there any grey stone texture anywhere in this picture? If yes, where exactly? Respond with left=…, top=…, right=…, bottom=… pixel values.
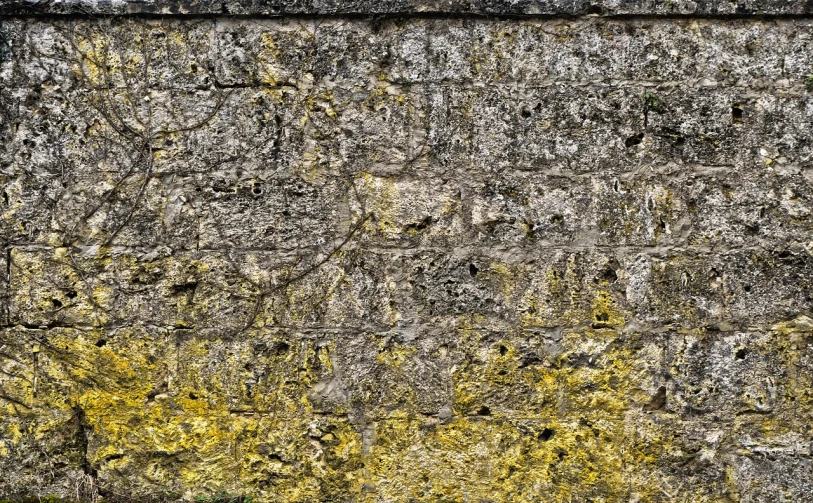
left=0, top=5, right=812, bottom=503
left=5, top=0, right=813, bottom=16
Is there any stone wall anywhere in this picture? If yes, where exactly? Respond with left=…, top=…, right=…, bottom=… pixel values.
left=1, top=2, right=812, bottom=501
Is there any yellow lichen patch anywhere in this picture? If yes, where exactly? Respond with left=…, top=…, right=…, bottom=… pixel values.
left=353, top=338, right=435, bottom=417
left=354, top=173, right=399, bottom=235
left=256, top=25, right=315, bottom=87
left=72, top=35, right=116, bottom=87
left=175, top=331, right=340, bottom=419
left=237, top=415, right=364, bottom=502
left=368, top=414, right=667, bottom=503
left=0, top=325, right=367, bottom=501
left=351, top=174, right=460, bottom=244
left=769, top=316, right=813, bottom=412
left=376, top=340, right=417, bottom=367
left=0, top=178, right=26, bottom=235
left=520, top=258, right=630, bottom=329
left=451, top=326, right=656, bottom=421
left=557, top=334, right=636, bottom=417
left=586, top=290, right=626, bottom=328
left=520, top=267, right=566, bottom=328
left=487, top=261, right=516, bottom=301
left=9, top=248, right=114, bottom=327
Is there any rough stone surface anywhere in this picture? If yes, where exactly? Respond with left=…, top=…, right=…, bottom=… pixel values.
left=6, top=0, right=813, bottom=16
left=1, top=5, right=813, bottom=503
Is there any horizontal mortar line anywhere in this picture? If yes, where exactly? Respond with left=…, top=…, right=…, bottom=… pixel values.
left=0, top=161, right=799, bottom=180
left=218, top=412, right=808, bottom=425
left=364, top=415, right=668, bottom=422
left=0, top=319, right=793, bottom=335
left=1, top=241, right=792, bottom=260
left=1, top=161, right=806, bottom=179
left=0, top=321, right=401, bottom=334
left=356, top=243, right=802, bottom=255
left=5, top=80, right=812, bottom=94
left=333, top=78, right=813, bottom=92
left=0, top=322, right=387, bottom=333
left=0, top=163, right=806, bottom=184
left=148, top=163, right=768, bottom=178
left=462, top=164, right=767, bottom=177
left=198, top=243, right=801, bottom=255
left=343, top=167, right=809, bottom=183
left=226, top=409, right=349, bottom=416
left=4, top=242, right=802, bottom=256
left=413, top=80, right=813, bottom=93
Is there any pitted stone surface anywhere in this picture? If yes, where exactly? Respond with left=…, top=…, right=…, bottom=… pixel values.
left=5, top=0, right=813, bottom=16
left=0, top=6, right=813, bottom=503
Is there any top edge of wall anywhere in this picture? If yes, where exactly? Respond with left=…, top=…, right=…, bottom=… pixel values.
left=2, top=0, right=813, bottom=17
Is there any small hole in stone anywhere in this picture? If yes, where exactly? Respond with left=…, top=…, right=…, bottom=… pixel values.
left=602, top=268, right=618, bottom=283
left=735, top=348, right=748, bottom=360
left=744, top=285, right=752, bottom=292
left=778, top=250, right=792, bottom=259
left=476, top=405, right=491, bottom=416
left=539, top=427, right=555, bottom=441
left=592, top=312, right=611, bottom=328
left=51, top=298, right=62, bottom=308
left=252, top=183, right=263, bottom=195
left=273, top=342, right=290, bottom=355
left=625, top=133, right=644, bottom=148
left=585, top=4, right=603, bottom=14
left=95, top=339, right=107, bottom=348
left=732, top=105, right=744, bottom=123
left=498, top=344, right=508, bottom=356
left=469, top=263, right=479, bottom=277
left=189, top=392, right=198, bottom=400
left=520, top=108, right=532, bottom=118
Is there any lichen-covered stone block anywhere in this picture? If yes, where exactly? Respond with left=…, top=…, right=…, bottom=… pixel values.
left=0, top=326, right=365, bottom=501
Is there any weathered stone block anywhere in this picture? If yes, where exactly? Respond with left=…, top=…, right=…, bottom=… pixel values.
left=3, top=19, right=216, bottom=90
left=0, top=326, right=364, bottom=501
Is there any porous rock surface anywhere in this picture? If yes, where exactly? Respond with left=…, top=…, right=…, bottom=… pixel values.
left=1, top=2, right=813, bottom=501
